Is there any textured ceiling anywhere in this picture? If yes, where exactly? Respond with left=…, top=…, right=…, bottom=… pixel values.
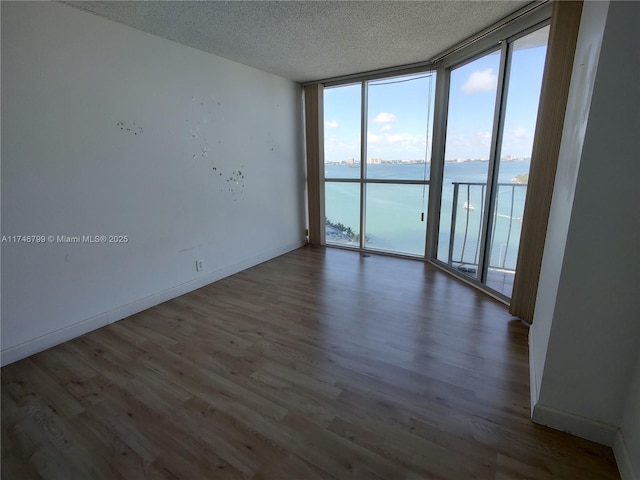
left=64, top=1, right=532, bottom=83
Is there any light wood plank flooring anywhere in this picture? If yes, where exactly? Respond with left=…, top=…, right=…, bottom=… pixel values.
left=1, top=246, right=620, bottom=479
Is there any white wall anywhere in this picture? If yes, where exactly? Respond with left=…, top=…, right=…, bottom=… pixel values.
left=616, top=351, right=640, bottom=480
left=528, top=0, right=609, bottom=410
left=530, top=0, right=640, bottom=463
left=1, top=2, right=306, bottom=365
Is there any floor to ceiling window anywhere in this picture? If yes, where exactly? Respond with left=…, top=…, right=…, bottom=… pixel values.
left=324, top=72, right=436, bottom=256
left=320, top=17, right=549, bottom=302
left=485, top=26, right=549, bottom=296
left=435, top=25, right=549, bottom=299
left=436, top=50, right=502, bottom=279
left=324, top=84, right=362, bottom=246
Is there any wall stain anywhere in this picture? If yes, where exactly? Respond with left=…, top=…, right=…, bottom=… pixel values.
left=187, top=96, right=243, bottom=200
left=187, top=95, right=222, bottom=159
left=116, top=122, right=143, bottom=135
left=215, top=164, right=245, bottom=200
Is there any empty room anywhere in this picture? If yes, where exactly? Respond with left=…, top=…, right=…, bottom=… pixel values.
left=2, top=1, right=638, bottom=479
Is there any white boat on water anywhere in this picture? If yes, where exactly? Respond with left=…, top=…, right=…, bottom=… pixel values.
left=463, top=202, right=475, bottom=211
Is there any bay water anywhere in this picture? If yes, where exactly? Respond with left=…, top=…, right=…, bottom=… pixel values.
left=324, top=160, right=530, bottom=269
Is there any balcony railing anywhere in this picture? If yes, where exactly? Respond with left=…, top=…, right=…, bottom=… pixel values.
left=447, top=182, right=527, bottom=273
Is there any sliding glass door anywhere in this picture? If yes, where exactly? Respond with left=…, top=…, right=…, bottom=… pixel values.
left=435, top=25, right=549, bottom=299
left=436, top=50, right=502, bottom=280
left=485, top=27, right=549, bottom=296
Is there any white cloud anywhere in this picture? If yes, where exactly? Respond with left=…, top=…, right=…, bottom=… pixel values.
left=372, top=112, right=398, bottom=123
left=325, top=120, right=339, bottom=129
left=386, top=134, right=407, bottom=144
left=324, top=133, right=361, bottom=162
left=366, top=130, right=428, bottom=157
left=473, top=130, right=493, bottom=147
left=380, top=125, right=393, bottom=133
left=461, top=68, right=498, bottom=94
left=500, top=126, right=535, bottom=158
left=442, top=128, right=492, bottom=159
left=512, top=127, right=528, bottom=138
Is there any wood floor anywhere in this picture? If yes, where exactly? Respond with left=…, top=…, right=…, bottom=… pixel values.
left=1, top=246, right=620, bottom=479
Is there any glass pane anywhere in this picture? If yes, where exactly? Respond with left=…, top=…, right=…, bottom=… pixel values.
left=437, top=50, right=501, bottom=279
left=325, top=182, right=360, bottom=247
left=364, top=184, right=428, bottom=256
left=486, top=26, right=549, bottom=297
left=366, top=72, right=436, bottom=180
left=324, top=84, right=361, bottom=179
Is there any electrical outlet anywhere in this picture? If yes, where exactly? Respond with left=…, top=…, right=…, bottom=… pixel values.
left=196, top=259, right=204, bottom=272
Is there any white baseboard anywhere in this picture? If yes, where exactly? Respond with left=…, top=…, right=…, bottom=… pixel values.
left=528, top=330, right=619, bottom=448
left=0, top=241, right=305, bottom=367
left=531, top=403, right=618, bottom=446
left=614, top=429, right=638, bottom=480
left=0, top=311, right=111, bottom=368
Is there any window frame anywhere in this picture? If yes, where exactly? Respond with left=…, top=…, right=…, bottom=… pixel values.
left=324, top=73, right=436, bottom=254
left=313, top=3, right=553, bottom=303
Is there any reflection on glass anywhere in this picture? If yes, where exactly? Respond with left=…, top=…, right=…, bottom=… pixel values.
left=325, top=182, right=360, bottom=247
left=486, top=26, right=549, bottom=297
left=364, top=184, right=428, bottom=256
left=437, top=50, right=501, bottom=279
left=366, top=72, right=436, bottom=180
left=324, top=84, right=361, bottom=178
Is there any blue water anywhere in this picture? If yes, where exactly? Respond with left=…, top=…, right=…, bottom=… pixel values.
left=324, top=160, right=530, bottom=268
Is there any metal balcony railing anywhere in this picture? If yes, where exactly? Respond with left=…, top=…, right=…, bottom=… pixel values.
left=447, top=182, right=527, bottom=273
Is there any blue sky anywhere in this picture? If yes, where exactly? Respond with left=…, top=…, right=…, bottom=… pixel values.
left=324, top=27, right=549, bottom=163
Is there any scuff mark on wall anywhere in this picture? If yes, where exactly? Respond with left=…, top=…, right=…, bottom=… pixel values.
left=187, top=95, right=221, bottom=159
left=116, top=122, right=143, bottom=135
left=215, top=164, right=245, bottom=200
left=187, top=95, right=245, bottom=200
